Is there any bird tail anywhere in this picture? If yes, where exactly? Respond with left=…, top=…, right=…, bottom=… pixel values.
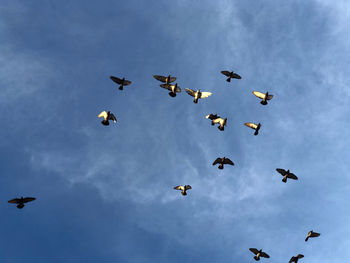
left=218, top=126, right=224, bottom=131
left=254, top=255, right=260, bottom=261
left=119, top=85, right=123, bottom=90
left=226, top=77, right=231, bottom=82
left=305, top=237, right=309, bottom=242
left=194, top=98, right=198, bottom=104
left=181, top=191, right=187, bottom=196
left=282, top=176, right=287, bottom=183
left=101, top=120, right=110, bottom=126
left=254, top=130, right=259, bottom=136
left=218, top=164, right=224, bottom=170
left=260, top=100, right=267, bottom=105
left=169, top=92, right=176, bottom=97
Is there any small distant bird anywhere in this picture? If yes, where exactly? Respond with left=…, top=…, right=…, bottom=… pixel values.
left=244, top=122, right=261, bottom=135
left=153, top=74, right=176, bottom=85
left=98, top=111, right=117, bottom=126
left=289, top=254, right=304, bottom=263
left=159, top=83, right=181, bottom=97
left=206, top=114, right=227, bottom=131
left=221, top=70, right=242, bottom=82
left=249, top=248, right=270, bottom=261
left=305, top=230, right=320, bottom=242
left=185, top=88, right=212, bottom=104
left=110, top=76, right=132, bottom=90
left=174, top=185, right=192, bottom=196
left=276, top=168, right=298, bottom=183
left=252, top=91, right=274, bottom=105
left=212, top=157, right=234, bottom=169
left=8, top=197, right=36, bottom=209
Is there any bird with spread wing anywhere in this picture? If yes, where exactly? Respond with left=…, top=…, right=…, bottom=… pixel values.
left=98, top=111, right=117, bottom=126
left=110, top=76, right=132, bottom=90
left=185, top=88, right=212, bottom=104
left=252, top=91, right=274, bottom=105
left=159, top=83, right=181, bottom=97
left=174, top=185, right=192, bottom=196
left=305, top=230, right=320, bottom=242
left=249, top=248, right=270, bottom=261
left=206, top=114, right=227, bottom=131
left=153, top=74, right=176, bottom=85
left=244, top=122, right=261, bottom=135
left=221, top=70, right=242, bottom=82
left=212, top=157, right=234, bottom=170
left=289, top=254, right=304, bottom=263
left=276, top=168, right=298, bottom=183
left=8, top=197, right=36, bottom=209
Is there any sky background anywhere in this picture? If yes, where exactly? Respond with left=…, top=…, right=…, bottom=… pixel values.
left=1, top=0, right=350, bottom=262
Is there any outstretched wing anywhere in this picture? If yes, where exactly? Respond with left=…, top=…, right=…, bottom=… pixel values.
left=276, top=168, right=287, bottom=175
left=260, top=252, right=270, bottom=258
left=185, top=88, right=195, bottom=97
left=287, top=173, right=298, bottom=180
left=98, top=111, right=108, bottom=119
left=108, top=114, right=117, bottom=123
left=223, top=158, right=234, bottom=166
left=110, top=76, right=123, bottom=84
left=267, top=94, right=274, bottom=100
left=252, top=91, right=266, bottom=99
left=184, top=185, right=192, bottom=190
left=310, top=231, right=320, bottom=237
left=296, top=254, right=304, bottom=259
left=231, top=72, right=241, bottom=79
left=206, top=114, right=219, bottom=120
left=221, top=70, right=231, bottom=77
left=245, top=122, right=258, bottom=129
left=153, top=75, right=167, bottom=82
left=200, top=92, right=212, bottom=99
left=169, top=77, right=176, bottom=83
left=123, top=80, right=131, bottom=86
left=174, top=186, right=184, bottom=191
left=249, top=248, right=259, bottom=255
left=213, top=158, right=222, bottom=165
left=23, top=197, right=36, bottom=203
left=8, top=198, right=21, bottom=204
left=160, top=84, right=172, bottom=91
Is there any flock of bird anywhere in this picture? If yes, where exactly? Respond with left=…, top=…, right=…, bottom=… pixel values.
left=8, top=70, right=321, bottom=262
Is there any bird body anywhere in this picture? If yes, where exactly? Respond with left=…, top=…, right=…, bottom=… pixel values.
left=110, top=76, right=131, bottom=90
left=98, top=111, right=117, bottom=126
left=160, top=83, right=181, bottom=97
left=185, top=88, right=212, bottom=103
left=174, top=185, right=192, bottom=196
left=221, top=70, right=242, bottom=82
left=305, top=230, right=320, bottom=241
left=244, top=122, right=261, bottom=135
left=276, top=168, right=298, bottom=183
left=252, top=91, right=274, bottom=105
left=8, top=197, right=36, bottom=209
left=213, top=157, right=234, bottom=169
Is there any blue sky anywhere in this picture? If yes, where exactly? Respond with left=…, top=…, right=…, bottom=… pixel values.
left=1, top=0, right=350, bottom=262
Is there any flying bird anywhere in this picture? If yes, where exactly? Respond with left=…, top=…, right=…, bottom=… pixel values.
left=221, top=70, right=242, bottom=82
left=305, top=230, right=320, bottom=242
left=212, top=157, right=234, bottom=169
left=244, top=122, right=261, bottom=135
left=206, top=114, right=227, bottom=131
left=8, top=197, right=36, bottom=209
left=98, top=111, right=117, bottom=126
left=174, top=185, right=192, bottom=196
left=249, top=248, right=270, bottom=261
left=276, top=168, right=298, bottom=183
left=185, top=88, right=212, bottom=104
left=159, top=83, right=181, bottom=97
left=289, top=254, right=304, bottom=263
left=153, top=74, right=176, bottom=85
left=252, top=91, right=274, bottom=105
left=110, top=76, right=132, bottom=90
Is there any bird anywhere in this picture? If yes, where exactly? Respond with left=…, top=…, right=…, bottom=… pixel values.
left=244, top=122, right=261, bottom=135
left=97, top=111, right=117, bottom=126
left=276, top=168, right=298, bottom=183
left=159, top=83, right=181, bottom=97
left=249, top=248, right=270, bottom=261
left=289, top=254, right=304, bottom=263
left=8, top=197, right=36, bottom=209
left=212, top=157, right=234, bottom=169
left=305, top=230, right=320, bottom=242
left=206, top=114, right=227, bottom=131
left=153, top=74, right=176, bottom=85
left=110, top=76, right=132, bottom=90
left=221, top=70, right=242, bottom=82
left=252, top=91, right=274, bottom=105
left=185, top=88, right=212, bottom=104
left=174, top=185, right=192, bottom=196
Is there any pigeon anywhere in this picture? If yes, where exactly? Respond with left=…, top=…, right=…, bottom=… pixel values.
left=159, top=83, right=181, bottom=97
left=185, top=88, right=212, bottom=104
left=153, top=74, right=176, bottom=85
left=244, top=122, right=261, bottom=135
left=110, top=76, right=132, bottom=90
left=221, top=70, right=242, bottom=82
left=98, top=111, right=117, bottom=126
left=249, top=248, right=270, bottom=261
left=276, top=168, right=298, bottom=183
left=213, top=157, right=234, bottom=169
left=305, top=230, right=320, bottom=242
left=8, top=197, right=36, bottom=209
left=252, top=91, right=274, bottom=105
left=289, top=254, right=304, bottom=263
left=174, top=185, right=192, bottom=196
left=206, top=114, right=227, bottom=131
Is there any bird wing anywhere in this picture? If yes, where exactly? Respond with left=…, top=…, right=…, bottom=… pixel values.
left=213, top=158, right=222, bottom=165
left=267, top=94, right=274, bottom=100
left=185, top=88, right=195, bottom=97
left=23, top=197, right=36, bottom=203
left=260, top=252, right=270, bottom=258
left=206, top=114, right=219, bottom=120
left=160, top=84, right=172, bottom=91
left=169, top=77, right=176, bottom=83
left=249, top=248, right=259, bottom=255
left=175, top=86, right=181, bottom=93
left=98, top=111, right=108, bottom=119
left=8, top=198, right=21, bottom=204
left=276, top=168, right=287, bottom=175
left=287, top=173, right=298, bottom=180
left=223, top=158, right=234, bottom=165
left=200, top=92, right=212, bottom=99
left=245, top=122, right=258, bottom=129
left=252, top=91, right=266, bottom=99
left=231, top=73, right=241, bottom=79
left=221, top=70, right=230, bottom=77
left=123, top=80, right=132, bottom=86
left=108, top=113, right=117, bottom=123
left=184, top=185, right=192, bottom=190
left=174, top=186, right=184, bottom=191
left=297, top=254, right=304, bottom=259
left=153, top=75, right=167, bottom=82
left=110, top=76, right=123, bottom=84
left=310, top=232, right=320, bottom=237
left=212, top=118, right=223, bottom=124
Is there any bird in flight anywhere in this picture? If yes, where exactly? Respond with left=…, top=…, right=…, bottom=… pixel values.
left=276, top=168, right=298, bottom=183
left=8, top=197, right=36, bottom=209
left=221, top=70, right=242, bottom=82
left=153, top=74, right=176, bottom=85
left=289, top=254, right=304, bottom=263
left=252, top=91, right=274, bottom=105
left=159, top=83, right=181, bottom=97
left=98, top=111, right=117, bottom=126
left=174, top=185, right=192, bottom=196
left=110, top=76, right=132, bottom=90
left=305, top=230, right=320, bottom=242
left=212, top=157, right=234, bottom=169
left=249, top=248, right=270, bottom=261
left=185, top=88, right=212, bottom=104
left=244, top=122, right=261, bottom=135
left=206, top=114, right=227, bottom=131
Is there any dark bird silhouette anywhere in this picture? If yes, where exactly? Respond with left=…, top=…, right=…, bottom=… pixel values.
left=213, top=157, right=234, bottom=169
left=110, top=76, right=131, bottom=90
left=185, top=88, right=212, bottom=103
left=153, top=74, right=176, bottom=85
left=221, top=70, right=242, bottom=82
left=305, top=230, right=320, bottom=242
left=276, top=168, right=298, bottom=183
left=98, top=111, right=117, bottom=126
left=174, top=185, right=192, bottom=196
left=249, top=248, right=270, bottom=261
left=159, top=83, right=181, bottom=97
left=8, top=197, right=36, bottom=209
left=289, top=254, right=304, bottom=263
left=244, top=122, right=261, bottom=135
left=252, top=91, right=274, bottom=105
left=206, top=114, right=227, bottom=131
